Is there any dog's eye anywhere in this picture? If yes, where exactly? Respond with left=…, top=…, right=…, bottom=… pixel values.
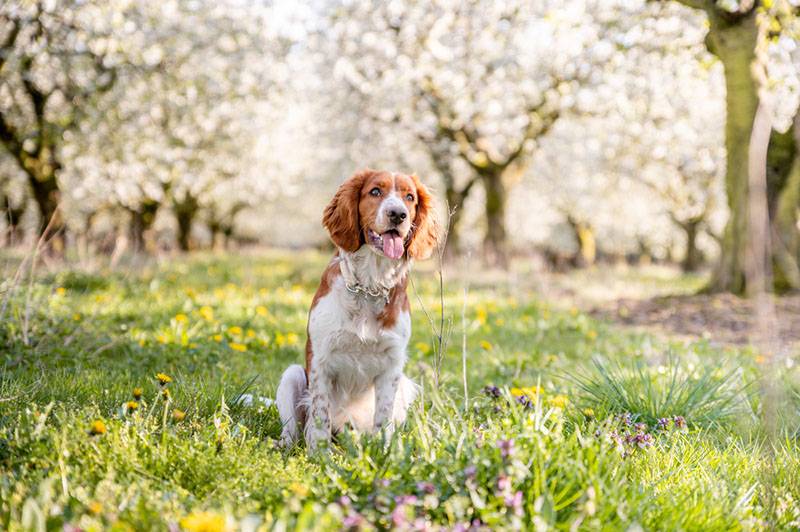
left=405, top=194, right=414, bottom=202
left=370, top=187, right=381, bottom=197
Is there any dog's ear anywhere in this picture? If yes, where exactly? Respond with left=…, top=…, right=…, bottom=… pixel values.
left=323, top=170, right=370, bottom=252
left=406, top=174, right=440, bottom=260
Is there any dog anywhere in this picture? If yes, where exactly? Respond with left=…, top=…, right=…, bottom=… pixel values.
left=275, top=169, right=439, bottom=450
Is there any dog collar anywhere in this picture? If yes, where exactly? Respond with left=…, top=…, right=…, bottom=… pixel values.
left=345, top=282, right=390, bottom=305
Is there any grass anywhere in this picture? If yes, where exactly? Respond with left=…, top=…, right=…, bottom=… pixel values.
left=569, top=356, right=752, bottom=427
left=0, top=249, right=799, bottom=530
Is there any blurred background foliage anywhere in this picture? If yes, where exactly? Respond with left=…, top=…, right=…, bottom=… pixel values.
left=0, top=0, right=799, bottom=295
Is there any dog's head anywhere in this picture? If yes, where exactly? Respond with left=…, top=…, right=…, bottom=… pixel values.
left=322, top=169, right=439, bottom=260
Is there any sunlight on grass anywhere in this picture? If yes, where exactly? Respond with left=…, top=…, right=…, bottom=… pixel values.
left=0, top=251, right=798, bottom=529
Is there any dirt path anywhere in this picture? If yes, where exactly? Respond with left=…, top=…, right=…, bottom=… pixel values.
left=523, top=264, right=800, bottom=351
left=590, top=293, right=800, bottom=349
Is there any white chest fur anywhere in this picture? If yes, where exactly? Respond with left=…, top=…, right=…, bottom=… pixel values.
left=306, top=247, right=413, bottom=431
left=309, top=267, right=410, bottom=387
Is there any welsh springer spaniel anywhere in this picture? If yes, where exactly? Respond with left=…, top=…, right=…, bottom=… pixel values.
left=276, top=169, right=439, bottom=450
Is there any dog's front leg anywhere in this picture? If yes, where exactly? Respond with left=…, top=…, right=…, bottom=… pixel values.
left=374, top=367, right=401, bottom=436
left=305, top=368, right=331, bottom=451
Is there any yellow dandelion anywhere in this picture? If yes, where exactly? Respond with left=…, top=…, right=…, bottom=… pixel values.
left=586, top=330, right=597, bottom=340
left=246, top=329, right=256, bottom=338
left=415, top=342, right=431, bottom=355
left=583, top=407, right=595, bottom=418
left=480, top=340, right=493, bottom=351
left=161, top=388, right=172, bottom=400
left=138, top=339, right=146, bottom=347
left=179, top=510, right=228, bottom=532
left=475, top=307, right=488, bottom=326
left=229, top=342, right=247, bottom=352
left=156, top=373, right=173, bottom=386
left=156, top=334, right=168, bottom=344
left=132, top=387, right=143, bottom=400
left=546, top=354, right=559, bottom=364
left=175, top=313, right=189, bottom=323
left=172, top=409, right=186, bottom=421
left=228, top=326, right=242, bottom=335
left=213, top=334, right=223, bottom=342
left=126, top=401, right=139, bottom=412
left=89, top=419, right=107, bottom=435
left=755, top=354, right=766, bottom=364
left=72, top=313, right=82, bottom=322
left=548, top=394, right=569, bottom=409
left=56, top=287, right=66, bottom=296
left=510, top=386, right=541, bottom=399
left=88, top=501, right=103, bottom=515
left=256, top=305, right=269, bottom=317
left=199, top=306, right=214, bottom=321
left=286, top=332, right=299, bottom=345
left=289, top=482, right=309, bottom=498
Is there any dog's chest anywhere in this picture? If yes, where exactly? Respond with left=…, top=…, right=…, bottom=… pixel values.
left=312, top=279, right=409, bottom=342
left=309, top=278, right=410, bottom=375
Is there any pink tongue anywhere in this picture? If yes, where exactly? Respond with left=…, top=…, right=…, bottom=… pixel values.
left=382, top=232, right=404, bottom=259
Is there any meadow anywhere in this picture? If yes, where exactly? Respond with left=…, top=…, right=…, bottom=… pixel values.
left=1, top=250, right=799, bottom=531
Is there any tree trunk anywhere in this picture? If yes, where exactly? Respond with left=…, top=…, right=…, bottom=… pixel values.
left=211, top=228, right=227, bottom=251
left=128, top=200, right=160, bottom=254
left=770, top=115, right=800, bottom=292
left=208, top=218, right=223, bottom=251
left=680, top=219, right=703, bottom=272
left=223, top=227, right=235, bottom=249
left=426, top=143, right=477, bottom=259
left=129, top=209, right=147, bottom=253
left=173, top=194, right=198, bottom=252
left=637, top=237, right=653, bottom=266
left=480, top=172, right=508, bottom=268
left=703, top=11, right=759, bottom=294
left=567, top=215, right=596, bottom=268
left=27, top=169, right=64, bottom=254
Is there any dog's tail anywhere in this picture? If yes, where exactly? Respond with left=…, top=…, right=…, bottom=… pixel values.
left=276, top=364, right=307, bottom=447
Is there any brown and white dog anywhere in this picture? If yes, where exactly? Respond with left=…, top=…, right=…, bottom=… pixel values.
left=276, top=169, right=439, bottom=450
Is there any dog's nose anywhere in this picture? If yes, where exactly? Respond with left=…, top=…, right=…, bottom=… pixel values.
left=388, top=209, right=407, bottom=225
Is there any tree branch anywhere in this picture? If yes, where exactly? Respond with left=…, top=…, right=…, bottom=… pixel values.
left=0, top=15, right=21, bottom=72
left=671, top=0, right=712, bottom=10
left=0, top=111, right=23, bottom=159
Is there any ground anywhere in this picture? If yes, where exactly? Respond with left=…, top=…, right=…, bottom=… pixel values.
left=0, top=250, right=799, bottom=531
left=537, top=264, right=800, bottom=348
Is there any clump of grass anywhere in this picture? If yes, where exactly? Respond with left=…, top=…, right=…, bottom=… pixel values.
left=569, top=356, right=751, bottom=428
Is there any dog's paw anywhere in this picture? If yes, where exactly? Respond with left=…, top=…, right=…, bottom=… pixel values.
left=305, top=428, right=330, bottom=453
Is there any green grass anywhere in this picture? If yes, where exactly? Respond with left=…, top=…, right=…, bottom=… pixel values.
left=1, top=250, right=799, bottom=530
